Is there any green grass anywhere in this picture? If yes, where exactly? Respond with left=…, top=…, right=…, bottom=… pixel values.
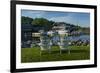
left=21, top=45, right=90, bottom=63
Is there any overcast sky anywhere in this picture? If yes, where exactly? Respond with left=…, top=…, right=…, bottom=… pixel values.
left=21, top=10, right=90, bottom=27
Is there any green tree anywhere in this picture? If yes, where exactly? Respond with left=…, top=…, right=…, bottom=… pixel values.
left=32, top=18, right=54, bottom=31
left=21, top=16, right=33, bottom=24
left=32, top=18, right=48, bottom=26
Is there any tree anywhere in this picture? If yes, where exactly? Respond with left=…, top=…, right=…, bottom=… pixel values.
left=32, top=18, right=48, bottom=25
left=21, top=16, right=33, bottom=24
left=32, top=18, right=54, bottom=31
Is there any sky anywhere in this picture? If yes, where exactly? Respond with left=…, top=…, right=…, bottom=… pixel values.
left=21, top=10, right=90, bottom=27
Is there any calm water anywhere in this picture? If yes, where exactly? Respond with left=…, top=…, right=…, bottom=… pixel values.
left=52, top=35, right=90, bottom=42
left=21, top=35, right=90, bottom=48
left=67, top=35, right=90, bottom=41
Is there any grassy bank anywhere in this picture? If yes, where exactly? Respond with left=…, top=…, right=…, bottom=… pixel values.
left=21, top=45, right=90, bottom=63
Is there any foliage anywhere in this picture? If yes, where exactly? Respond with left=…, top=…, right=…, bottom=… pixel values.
left=32, top=18, right=54, bottom=31
left=21, top=16, right=33, bottom=24
left=21, top=16, right=89, bottom=33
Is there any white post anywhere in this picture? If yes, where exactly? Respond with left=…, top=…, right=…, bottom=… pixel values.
left=40, top=49, right=41, bottom=61
left=60, top=49, right=62, bottom=55
left=68, top=50, right=70, bottom=54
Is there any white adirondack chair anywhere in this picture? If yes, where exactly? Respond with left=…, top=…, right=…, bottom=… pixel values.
left=58, top=30, right=70, bottom=54
left=38, top=30, right=52, bottom=58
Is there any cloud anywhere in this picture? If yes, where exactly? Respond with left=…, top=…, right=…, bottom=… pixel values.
left=49, top=15, right=75, bottom=24
left=29, top=11, right=47, bottom=18
left=21, top=10, right=90, bottom=27
left=22, top=10, right=47, bottom=18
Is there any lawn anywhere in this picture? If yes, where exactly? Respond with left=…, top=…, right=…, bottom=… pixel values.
left=21, top=45, right=90, bottom=63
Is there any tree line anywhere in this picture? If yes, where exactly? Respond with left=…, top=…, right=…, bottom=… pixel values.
left=21, top=16, right=54, bottom=31
left=21, top=16, right=90, bottom=34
